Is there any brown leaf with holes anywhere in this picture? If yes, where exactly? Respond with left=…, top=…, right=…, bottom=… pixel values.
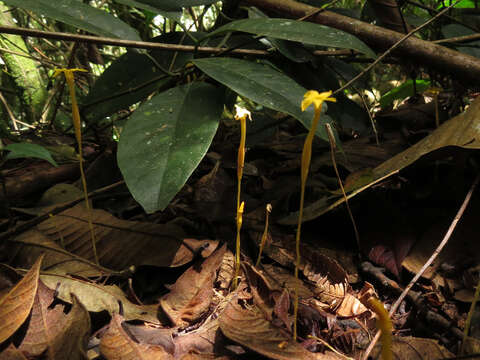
left=219, top=299, right=342, bottom=360
left=0, top=255, right=42, bottom=343
left=100, top=313, right=173, bottom=360
left=25, top=203, right=218, bottom=270
left=17, top=281, right=90, bottom=359
left=160, top=244, right=226, bottom=327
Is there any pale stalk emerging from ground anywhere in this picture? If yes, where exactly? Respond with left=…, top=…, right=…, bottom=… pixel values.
left=53, top=68, right=98, bottom=265
left=295, top=91, right=336, bottom=340
left=233, top=105, right=250, bottom=289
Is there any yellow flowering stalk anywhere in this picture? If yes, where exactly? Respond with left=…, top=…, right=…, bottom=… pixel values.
left=295, top=90, right=336, bottom=340
left=368, top=297, right=393, bottom=360
left=233, top=105, right=251, bottom=289
left=54, top=68, right=99, bottom=265
left=234, top=201, right=245, bottom=288
left=255, top=203, right=272, bottom=267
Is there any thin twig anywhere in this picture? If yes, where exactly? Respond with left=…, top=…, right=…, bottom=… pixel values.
left=0, top=45, right=59, bottom=66
left=325, top=123, right=361, bottom=253
left=0, top=91, right=20, bottom=130
left=0, top=25, right=363, bottom=58
left=333, top=0, right=462, bottom=96
left=362, top=173, right=480, bottom=360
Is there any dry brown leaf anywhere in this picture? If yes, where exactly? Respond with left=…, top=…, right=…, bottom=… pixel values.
left=179, top=354, right=232, bottom=360
left=31, top=203, right=217, bottom=270
left=242, top=263, right=275, bottom=319
left=261, top=264, right=314, bottom=299
left=0, top=344, right=28, bottom=360
left=17, top=281, right=90, bottom=359
left=9, top=230, right=106, bottom=278
left=173, top=316, right=223, bottom=358
left=0, top=255, right=42, bottom=343
left=216, top=250, right=235, bottom=291
left=40, top=274, right=159, bottom=323
left=160, top=244, right=226, bottom=327
left=174, top=291, right=237, bottom=359
left=121, top=323, right=175, bottom=354
left=100, top=313, right=173, bottom=360
left=273, top=289, right=291, bottom=332
left=219, top=299, right=341, bottom=360
left=368, top=336, right=454, bottom=360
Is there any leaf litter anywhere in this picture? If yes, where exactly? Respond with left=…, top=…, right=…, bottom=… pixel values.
left=2, top=92, right=480, bottom=360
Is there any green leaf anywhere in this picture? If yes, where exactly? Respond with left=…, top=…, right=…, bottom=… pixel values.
left=193, top=57, right=333, bottom=142
left=83, top=52, right=170, bottom=123
left=248, top=7, right=314, bottom=63
left=4, top=143, right=58, bottom=167
left=442, top=24, right=480, bottom=59
left=208, top=18, right=376, bottom=58
left=437, top=0, right=478, bottom=8
left=380, top=79, right=431, bottom=108
left=2, top=0, right=140, bottom=41
left=83, top=33, right=200, bottom=123
left=117, top=82, right=223, bottom=213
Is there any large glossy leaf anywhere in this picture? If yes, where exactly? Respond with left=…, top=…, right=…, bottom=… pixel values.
left=193, top=57, right=333, bottom=141
left=2, top=0, right=140, bottom=41
left=118, top=82, right=223, bottom=213
left=209, top=18, right=376, bottom=58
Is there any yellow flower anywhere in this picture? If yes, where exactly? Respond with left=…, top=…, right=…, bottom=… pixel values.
left=301, top=90, right=336, bottom=112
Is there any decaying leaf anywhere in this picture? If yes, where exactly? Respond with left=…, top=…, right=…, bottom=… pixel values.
left=9, top=230, right=108, bottom=278
left=216, top=250, right=235, bottom=291
left=160, top=244, right=227, bottom=327
left=219, top=299, right=342, bottom=360
left=28, top=203, right=218, bottom=270
left=0, top=256, right=42, bottom=343
left=0, top=344, right=28, bottom=360
left=40, top=274, right=159, bottom=323
left=100, top=313, right=173, bottom=360
left=18, top=281, right=90, bottom=359
left=368, top=336, right=454, bottom=359
left=174, top=291, right=236, bottom=358
left=262, top=263, right=314, bottom=299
